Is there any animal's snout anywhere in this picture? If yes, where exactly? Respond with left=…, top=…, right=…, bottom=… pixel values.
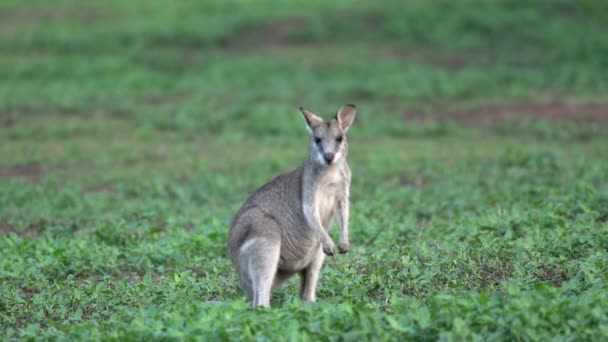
left=323, top=152, right=335, bottom=163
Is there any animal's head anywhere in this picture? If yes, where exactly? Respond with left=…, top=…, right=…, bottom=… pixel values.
left=299, top=104, right=357, bottom=166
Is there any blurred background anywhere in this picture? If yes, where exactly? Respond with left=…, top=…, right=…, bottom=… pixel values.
left=1, top=0, right=607, bottom=138
left=2, top=0, right=608, bottom=252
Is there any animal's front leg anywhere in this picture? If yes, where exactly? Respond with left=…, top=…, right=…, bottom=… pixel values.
left=319, top=225, right=336, bottom=256
left=303, top=203, right=336, bottom=256
left=336, top=198, right=350, bottom=254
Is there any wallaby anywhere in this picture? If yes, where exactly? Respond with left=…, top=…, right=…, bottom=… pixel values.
left=228, top=104, right=357, bottom=308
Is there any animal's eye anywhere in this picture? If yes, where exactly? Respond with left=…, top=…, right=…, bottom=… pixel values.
left=336, top=136, right=343, bottom=143
left=314, top=137, right=322, bottom=144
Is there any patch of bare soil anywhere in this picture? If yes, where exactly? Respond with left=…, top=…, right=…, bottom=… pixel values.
left=406, top=101, right=608, bottom=125
left=221, top=17, right=310, bottom=51
left=0, top=222, right=16, bottom=235
left=0, top=162, right=46, bottom=183
left=392, top=49, right=497, bottom=70
left=0, top=6, right=107, bottom=30
left=140, top=92, right=192, bottom=106
left=1, top=113, right=18, bottom=127
left=84, top=183, right=116, bottom=194
left=0, top=222, right=42, bottom=239
left=220, top=12, right=386, bottom=52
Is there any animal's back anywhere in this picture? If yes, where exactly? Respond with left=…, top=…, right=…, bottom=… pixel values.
left=228, top=166, right=308, bottom=262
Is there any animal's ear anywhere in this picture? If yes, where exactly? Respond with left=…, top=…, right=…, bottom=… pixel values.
left=336, top=104, right=356, bottom=132
left=299, top=106, right=324, bottom=130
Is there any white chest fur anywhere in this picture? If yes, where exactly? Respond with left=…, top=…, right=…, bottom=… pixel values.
left=315, top=167, right=342, bottom=228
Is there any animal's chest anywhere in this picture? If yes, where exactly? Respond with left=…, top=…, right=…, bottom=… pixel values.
left=315, top=172, right=342, bottom=226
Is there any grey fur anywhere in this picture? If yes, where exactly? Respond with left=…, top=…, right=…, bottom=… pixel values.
left=228, top=104, right=356, bottom=307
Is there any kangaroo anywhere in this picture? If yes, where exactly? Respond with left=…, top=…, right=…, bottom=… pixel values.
left=227, top=104, right=357, bottom=308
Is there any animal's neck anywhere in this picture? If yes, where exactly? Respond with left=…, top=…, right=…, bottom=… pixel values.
left=303, top=156, right=345, bottom=183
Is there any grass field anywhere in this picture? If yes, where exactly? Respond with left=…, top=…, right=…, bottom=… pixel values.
left=1, top=0, right=608, bottom=340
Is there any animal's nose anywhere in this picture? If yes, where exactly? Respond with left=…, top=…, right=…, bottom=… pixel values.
left=323, top=152, right=334, bottom=163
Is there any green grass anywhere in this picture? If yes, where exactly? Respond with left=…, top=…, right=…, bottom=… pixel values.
left=1, top=0, right=608, bottom=340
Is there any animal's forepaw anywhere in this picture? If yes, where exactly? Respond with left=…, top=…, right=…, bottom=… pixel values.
left=338, top=241, right=350, bottom=254
left=322, top=240, right=336, bottom=256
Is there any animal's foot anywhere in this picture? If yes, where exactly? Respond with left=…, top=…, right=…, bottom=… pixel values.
left=338, top=241, right=350, bottom=254
left=322, top=239, right=336, bottom=256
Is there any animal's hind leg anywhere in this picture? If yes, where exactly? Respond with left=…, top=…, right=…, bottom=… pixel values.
left=300, top=245, right=325, bottom=302
left=236, top=264, right=253, bottom=300
left=252, top=238, right=280, bottom=307
left=239, top=235, right=281, bottom=308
